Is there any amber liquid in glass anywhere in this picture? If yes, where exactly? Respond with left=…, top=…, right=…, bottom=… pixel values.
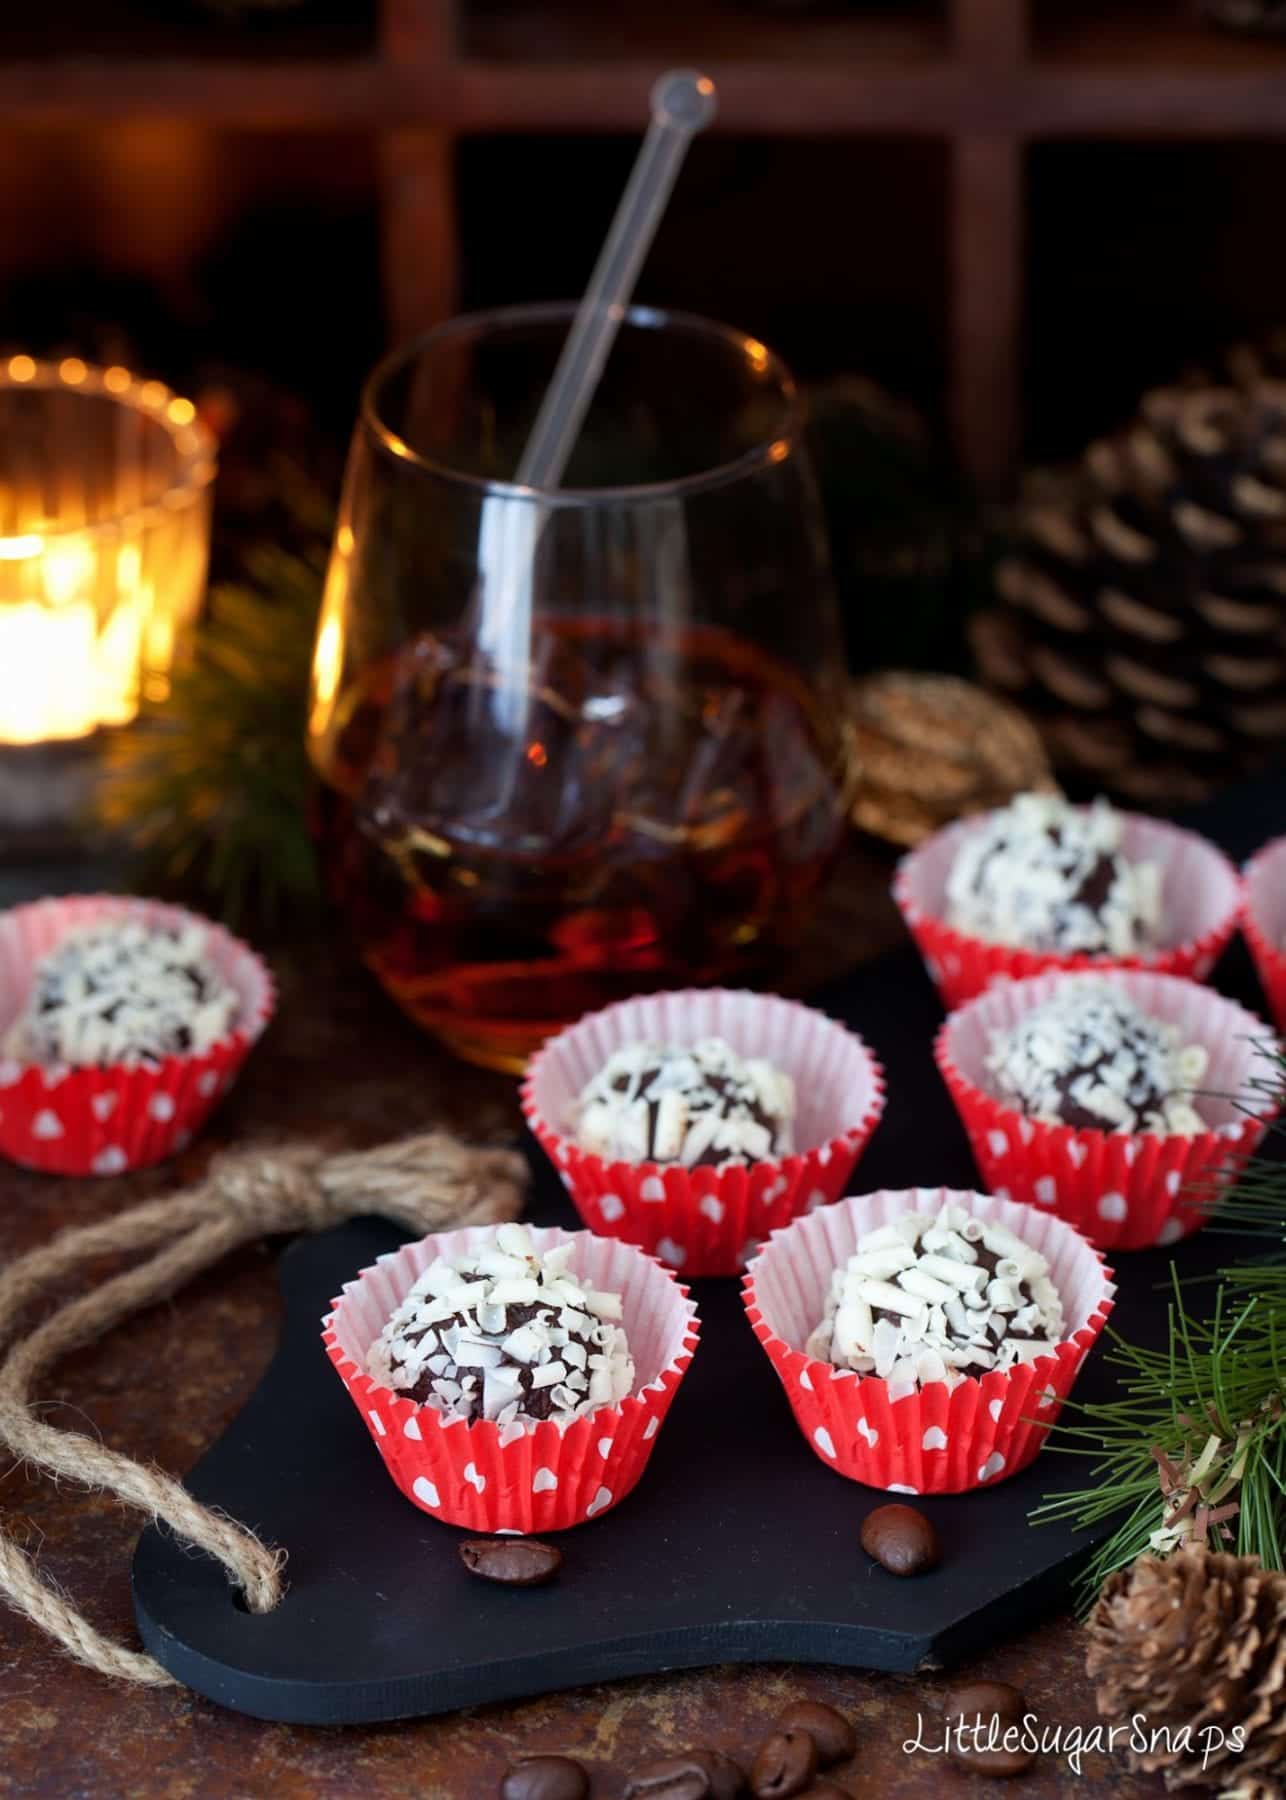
left=312, top=617, right=852, bottom=1072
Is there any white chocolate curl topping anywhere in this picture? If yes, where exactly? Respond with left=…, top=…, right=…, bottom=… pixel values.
left=806, top=1199, right=1066, bottom=1398
left=5, top=917, right=239, bottom=1068
left=571, top=1035, right=795, bottom=1167
left=945, top=791, right=1161, bottom=956
left=986, top=977, right=1208, bottom=1136
left=366, top=1223, right=634, bottom=1431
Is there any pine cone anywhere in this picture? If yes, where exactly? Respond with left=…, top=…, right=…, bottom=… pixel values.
left=973, top=380, right=1286, bottom=809
left=1086, top=1545, right=1286, bottom=1797
left=848, top=671, right=1055, bottom=846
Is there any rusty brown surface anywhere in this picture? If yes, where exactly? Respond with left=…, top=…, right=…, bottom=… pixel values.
left=0, top=854, right=1166, bottom=1799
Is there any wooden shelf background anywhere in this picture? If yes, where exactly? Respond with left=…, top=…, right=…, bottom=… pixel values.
left=3, top=0, right=1285, bottom=491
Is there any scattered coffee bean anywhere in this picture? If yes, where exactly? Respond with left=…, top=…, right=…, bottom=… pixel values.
left=499, top=1753, right=589, bottom=1800
left=699, top=1751, right=747, bottom=1800
left=943, top=1679, right=1034, bottom=1778
left=796, top=1786, right=851, bottom=1799
left=859, top=1503, right=941, bottom=1576
left=622, top=1750, right=744, bottom=1800
left=772, top=1702, right=855, bottom=1767
left=750, top=1730, right=818, bottom=1799
left=951, top=1742, right=1034, bottom=1779
left=460, top=1537, right=562, bottom=1587
left=942, top=1679, right=1026, bottom=1726
left=622, top=1762, right=704, bottom=1800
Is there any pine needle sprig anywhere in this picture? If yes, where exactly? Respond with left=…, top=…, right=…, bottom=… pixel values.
left=1033, top=1272, right=1286, bottom=1598
left=101, top=536, right=325, bottom=929
left=1034, top=1039, right=1286, bottom=1596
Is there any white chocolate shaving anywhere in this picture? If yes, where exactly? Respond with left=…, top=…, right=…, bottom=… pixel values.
left=807, top=1198, right=1066, bottom=1389
left=945, top=792, right=1160, bottom=956
left=6, top=917, right=239, bottom=1068
left=367, top=1223, right=634, bottom=1431
left=985, top=976, right=1208, bottom=1136
left=570, top=1035, right=795, bottom=1167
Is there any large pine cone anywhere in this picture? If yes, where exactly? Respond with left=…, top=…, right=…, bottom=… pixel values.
left=1086, top=1545, right=1286, bottom=1797
left=973, top=381, right=1286, bottom=809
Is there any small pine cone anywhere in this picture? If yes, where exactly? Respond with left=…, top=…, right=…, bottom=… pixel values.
left=847, top=671, right=1055, bottom=846
left=1086, top=1545, right=1286, bottom=1797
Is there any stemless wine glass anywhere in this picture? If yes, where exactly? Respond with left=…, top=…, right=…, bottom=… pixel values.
left=308, top=303, right=856, bottom=1071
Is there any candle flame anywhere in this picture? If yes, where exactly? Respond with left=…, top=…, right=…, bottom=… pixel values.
left=0, top=358, right=215, bottom=746
left=0, top=602, right=100, bottom=742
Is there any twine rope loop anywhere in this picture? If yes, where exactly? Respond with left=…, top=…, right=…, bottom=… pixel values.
left=0, top=1131, right=526, bottom=1685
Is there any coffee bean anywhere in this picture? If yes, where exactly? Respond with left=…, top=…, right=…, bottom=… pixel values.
left=955, top=1746, right=1034, bottom=1778
left=623, top=1750, right=745, bottom=1800
left=772, top=1702, right=855, bottom=1767
left=859, top=1503, right=941, bottom=1576
left=699, top=1751, right=747, bottom=1800
left=943, top=1679, right=1034, bottom=1779
left=499, top=1753, right=589, bottom=1800
left=796, top=1786, right=851, bottom=1799
left=750, top=1730, right=818, bottom=1799
left=942, top=1679, right=1026, bottom=1726
left=622, top=1762, right=706, bottom=1800
left=460, top=1537, right=562, bottom=1587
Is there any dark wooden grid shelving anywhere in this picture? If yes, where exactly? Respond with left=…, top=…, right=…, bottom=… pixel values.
left=3, top=0, right=1284, bottom=490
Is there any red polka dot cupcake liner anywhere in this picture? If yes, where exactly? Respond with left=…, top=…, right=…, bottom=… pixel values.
left=522, top=988, right=886, bottom=1279
left=936, top=969, right=1280, bottom=1253
left=1243, top=836, right=1286, bottom=1034
left=0, top=894, right=274, bottom=1176
left=894, top=811, right=1241, bottom=1011
left=324, top=1223, right=699, bottom=1534
left=743, top=1187, right=1114, bottom=1496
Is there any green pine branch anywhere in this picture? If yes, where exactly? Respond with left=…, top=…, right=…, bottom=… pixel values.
left=1034, top=1044, right=1286, bottom=1596
left=101, top=532, right=326, bottom=929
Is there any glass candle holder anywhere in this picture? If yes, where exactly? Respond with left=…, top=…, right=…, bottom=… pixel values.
left=309, top=304, right=856, bottom=1072
left=0, top=357, right=216, bottom=848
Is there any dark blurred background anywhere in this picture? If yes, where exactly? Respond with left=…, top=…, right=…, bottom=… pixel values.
left=4, top=1, right=1285, bottom=473
left=8, top=0, right=1286, bottom=838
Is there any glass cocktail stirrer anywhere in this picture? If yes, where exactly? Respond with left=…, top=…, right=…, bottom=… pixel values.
left=477, top=70, right=718, bottom=696
left=516, top=68, right=718, bottom=489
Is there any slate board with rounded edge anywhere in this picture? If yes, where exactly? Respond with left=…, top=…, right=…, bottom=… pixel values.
left=131, top=780, right=1286, bottom=1724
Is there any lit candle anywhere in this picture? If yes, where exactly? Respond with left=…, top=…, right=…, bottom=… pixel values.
left=0, top=358, right=215, bottom=749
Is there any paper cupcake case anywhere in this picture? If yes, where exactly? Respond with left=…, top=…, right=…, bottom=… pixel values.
left=1243, top=836, right=1286, bottom=1034
left=936, top=969, right=1280, bottom=1252
left=743, top=1188, right=1115, bottom=1496
left=0, top=894, right=274, bottom=1176
left=323, top=1223, right=700, bottom=1533
left=522, top=988, right=886, bottom=1278
left=894, top=811, right=1242, bottom=1011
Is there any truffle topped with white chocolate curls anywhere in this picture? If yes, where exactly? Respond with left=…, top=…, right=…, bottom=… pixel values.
left=365, top=1223, right=635, bottom=1430
left=570, top=1036, right=795, bottom=1168
left=985, top=978, right=1208, bottom=1136
left=945, top=792, right=1160, bottom=957
left=806, top=1198, right=1066, bottom=1398
left=6, top=918, right=239, bottom=1069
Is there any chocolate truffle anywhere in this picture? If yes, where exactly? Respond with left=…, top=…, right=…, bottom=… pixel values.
left=5, top=918, right=239, bottom=1068
left=806, top=1199, right=1065, bottom=1397
left=365, top=1223, right=634, bottom=1429
left=985, top=978, right=1208, bottom=1135
left=944, top=792, right=1161, bottom=956
left=571, top=1036, right=795, bottom=1167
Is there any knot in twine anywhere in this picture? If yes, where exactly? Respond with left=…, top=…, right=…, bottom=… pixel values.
left=0, top=1131, right=526, bottom=1687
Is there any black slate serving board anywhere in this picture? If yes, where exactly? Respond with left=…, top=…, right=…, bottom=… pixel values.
left=131, top=779, right=1285, bottom=1724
